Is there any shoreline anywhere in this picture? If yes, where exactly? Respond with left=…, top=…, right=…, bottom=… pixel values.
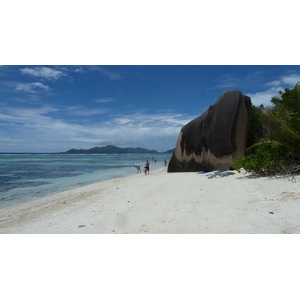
left=0, top=158, right=168, bottom=210
left=1, top=168, right=300, bottom=233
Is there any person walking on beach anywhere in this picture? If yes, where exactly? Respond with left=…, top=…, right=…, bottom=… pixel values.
left=164, top=159, right=167, bottom=167
left=145, top=160, right=150, bottom=175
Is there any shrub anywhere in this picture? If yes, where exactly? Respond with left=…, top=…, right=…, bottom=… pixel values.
left=234, top=82, right=300, bottom=176
left=246, top=104, right=264, bottom=148
left=233, top=140, right=286, bottom=175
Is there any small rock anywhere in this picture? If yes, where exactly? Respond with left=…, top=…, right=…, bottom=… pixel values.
left=269, top=212, right=274, bottom=214
left=78, top=225, right=86, bottom=228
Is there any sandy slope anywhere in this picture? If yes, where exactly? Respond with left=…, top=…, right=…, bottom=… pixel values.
left=1, top=168, right=300, bottom=234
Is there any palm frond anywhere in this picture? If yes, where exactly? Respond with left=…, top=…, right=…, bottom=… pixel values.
left=265, top=107, right=300, bottom=142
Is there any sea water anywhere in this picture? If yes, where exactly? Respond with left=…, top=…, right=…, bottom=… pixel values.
left=0, top=153, right=171, bottom=209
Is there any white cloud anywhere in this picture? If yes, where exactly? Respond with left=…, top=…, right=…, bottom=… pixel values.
left=74, top=67, right=85, bottom=73
left=265, top=80, right=282, bottom=87
left=20, top=67, right=65, bottom=80
left=65, top=106, right=108, bottom=116
left=246, top=86, right=284, bottom=107
left=110, top=112, right=194, bottom=129
left=97, top=67, right=121, bottom=80
left=0, top=106, right=58, bottom=122
left=280, top=73, right=300, bottom=86
left=217, top=74, right=240, bottom=89
left=247, top=73, right=300, bottom=107
left=94, top=98, right=117, bottom=103
left=0, top=138, right=24, bottom=142
left=0, top=106, right=194, bottom=152
left=264, top=73, right=300, bottom=88
left=70, top=138, right=105, bottom=143
left=215, top=71, right=267, bottom=90
left=14, top=82, right=50, bottom=93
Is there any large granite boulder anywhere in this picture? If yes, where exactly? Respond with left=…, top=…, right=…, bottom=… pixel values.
left=168, top=90, right=251, bottom=172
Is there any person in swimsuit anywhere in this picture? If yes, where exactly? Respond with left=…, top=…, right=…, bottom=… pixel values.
left=145, top=160, right=150, bottom=175
left=133, top=165, right=141, bottom=173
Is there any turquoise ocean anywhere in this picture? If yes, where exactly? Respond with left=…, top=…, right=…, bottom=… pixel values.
left=0, top=153, right=171, bottom=209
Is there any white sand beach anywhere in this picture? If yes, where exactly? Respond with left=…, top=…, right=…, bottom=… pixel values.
left=1, top=167, right=300, bottom=234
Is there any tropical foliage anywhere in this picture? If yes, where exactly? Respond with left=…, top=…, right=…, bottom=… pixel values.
left=246, top=104, right=265, bottom=148
left=234, top=82, right=300, bottom=175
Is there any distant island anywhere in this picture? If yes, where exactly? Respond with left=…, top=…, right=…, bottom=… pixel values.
left=61, top=145, right=174, bottom=154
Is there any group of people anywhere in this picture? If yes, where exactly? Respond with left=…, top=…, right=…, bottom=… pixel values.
left=133, top=160, right=150, bottom=175
left=133, top=158, right=168, bottom=175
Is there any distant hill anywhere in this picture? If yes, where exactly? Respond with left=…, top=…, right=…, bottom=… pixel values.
left=62, top=145, right=160, bottom=154
left=165, top=148, right=175, bottom=154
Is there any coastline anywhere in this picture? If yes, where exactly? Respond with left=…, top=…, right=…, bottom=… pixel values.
left=1, top=167, right=300, bottom=233
left=0, top=153, right=171, bottom=210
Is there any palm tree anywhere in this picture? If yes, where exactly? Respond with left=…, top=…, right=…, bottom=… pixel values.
left=234, top=82, right=300, bottom=175
left=267, top=82, right=300, bottom=164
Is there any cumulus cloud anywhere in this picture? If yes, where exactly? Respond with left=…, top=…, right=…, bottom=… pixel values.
left=20, top=67, right=65, bottom=80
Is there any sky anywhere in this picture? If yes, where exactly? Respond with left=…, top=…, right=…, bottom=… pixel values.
left=1, top=1, right=299, bottom=154
left=1, top=65, right=300, bottom=153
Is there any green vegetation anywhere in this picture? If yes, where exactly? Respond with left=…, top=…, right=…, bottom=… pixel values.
left=62, top=145, right=160, bottom=154
left=246, top=104, right=265, bottom=148
left=165, top=148, right=175, bottom=154
left=234, top=82, right=300, bottom=176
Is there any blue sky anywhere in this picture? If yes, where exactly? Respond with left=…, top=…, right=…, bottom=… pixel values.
left=1, top=65, right=300, bottom=153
